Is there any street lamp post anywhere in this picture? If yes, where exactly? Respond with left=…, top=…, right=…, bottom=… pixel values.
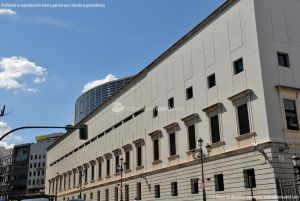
left=191, top=138, right=211, bottom=201
left=78, top=170, right=85, bottom=199
left=117, top=156, right=126, bottom=201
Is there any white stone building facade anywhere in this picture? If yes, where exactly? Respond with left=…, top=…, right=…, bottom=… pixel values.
left=46, top=0, right=300, bottom=200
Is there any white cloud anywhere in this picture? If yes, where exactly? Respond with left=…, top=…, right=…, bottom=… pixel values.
left=0, top=121, right=21, bottom=148
left=0, top=56, right=47, bottom=92
left=34, top=77, right=47, bottom=83
left=0, top=9, right=16, bottom=15
left=0, top=141, right=14, bottom=149
left=0, top=121, right=14, bottom=148
left=13, top=135, right=22, bottom=141
left=82, top=74, right=118, bottom=93
left=0, top=121, right=11, bottom=137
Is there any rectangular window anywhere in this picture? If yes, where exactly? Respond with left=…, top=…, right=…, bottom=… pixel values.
left=105, top=189, right=109, bottom=201
left=115, top=155, right=120, bottom=173
left=115, top=187, right=118, bottom=201
left=137, top=146, right=142, bottom=166
left=137, top=182, right=141, bottom=200
left=106, top=159, right=110, bottom=176
left=153, top=139, right=159, bottom=161
left=98, top=162, right=102, bottom=179
left=125, top=151, right=130, bottom=170
left=214, top=174, right=224, bottom=191
left=277, top=52, right=290, bottom=67
left=125, top=185, right=129, bottom=201
left=90, top=192, right=93, bottom=199
left=153, top=106, right=158, bottom=118
left=188, top=125, right=196, bottom=150
left=68, top=174, right=71, bottom=188
left=168, top=97, right=174, bottom=109
left=169, top=132, right=176, bottom=156
left=208, top=74, right=216, bottom=88
left=84, top=168, right=88, bottom=183
left=154, top=185, right=160, bottom=198
left=91, top=165, right=95, bottom=181
left=73, top=172, right=76, bottom=187
left=284, top=99, right=299, bottom=130
left=97, top=191, right=100, bottom=201
left=233, top=58, right=244, bottom=74
left=237, top=103, right=250, bottom=135
left=210, top=115, right=220, bottom=143
left=83, top=194, right=86, bottom=200
left=186, top=87, right=193, bottom=100
left=191, top=179, right=199, bottom=194
left=171, top=182, right=178, bottom=196
left=243, top=169, right=256, bottom=188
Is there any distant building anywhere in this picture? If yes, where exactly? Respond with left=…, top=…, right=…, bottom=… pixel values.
left=9, top=133, right=63, bottom=200
left=27, top=133, right=64, bottom=196
left=0, top=147, right=13, bottom=200
left=9, top=143, right=31, bottom=200
left=74, top=76, right=133, bottom=124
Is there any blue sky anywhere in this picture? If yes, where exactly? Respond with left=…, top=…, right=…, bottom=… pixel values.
left=0, top=0, right=225, bottom=148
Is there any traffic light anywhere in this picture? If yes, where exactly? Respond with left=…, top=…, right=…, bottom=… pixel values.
left=79, top=124, right=88, bottom=140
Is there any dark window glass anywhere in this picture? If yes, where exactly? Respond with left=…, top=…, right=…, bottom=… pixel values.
left=186, top=87, right=193, bottom=100
left=284, top=99, right=299, bottom=130
left=153, top=106, right=158, bottom=118
left=154, top=139, right=159, bottom=161
left=97, top=191, right=100, bottom=201
left=115, top=155, right=120, bottom=173
left=83, top=194, right=86, bottom=200
left=243, top=169, right=256, bottom=188
left=98, top=162, right=102, bottom=178
left=106, top=159, right=110, bottom=176
left=115, top=187, right=118, bottom=201
left=125, top=185, right=129, bottom=201
left=90, top=192, right=93, bottom=199
left=171, top=182, right=178, bottom=196
left=234, top=58, right=244, bottom=74
left=84, top=168, right=88, bottom=183
left=137, top=146, right=142, bottom=166
left=188, top=125, right=196, bottom=150
left=91, top=165, right=95, bottom=180
left=191, top=179, right=199, bottom=194
left=168, top=97, right=174, bottom=109
left=155, top=185, right=160, bottom=198
left=169, top=133, right=176, bottom=156
left=105, top=189, right=109, bottom=201
left=214, top=174, right=224, bottom=191
left=277, top=52, right=290, bottom=67
left=125, top=151, right=130, bottom=170
left=211, top=115, right=220, bottom=143
left=208, top=74, right=216, bottom=88
left=237, top=103, right=250, bottom=135
left=137, top=182, right=141, bottom=200
left=73, top=172, right=76, bottom=187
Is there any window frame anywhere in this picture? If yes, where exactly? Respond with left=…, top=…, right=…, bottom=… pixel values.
left=277, top=52, right=290, bottom=67
left=186, top=86, right=193, bottom=100
left=168, top=97, right=174, bottom=109
left=243, top=168, right=256, bottom=189
left=207, top=73, right=216, bottom=89
left=233, top=58, right=244, bottom=75
left=283, top=99, right=299, bottom=131
left=171, top=182, right=178, bottom=196
left=154, top=185, right=160, bottom=198
left=214, top=174, right=224, bottom=192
